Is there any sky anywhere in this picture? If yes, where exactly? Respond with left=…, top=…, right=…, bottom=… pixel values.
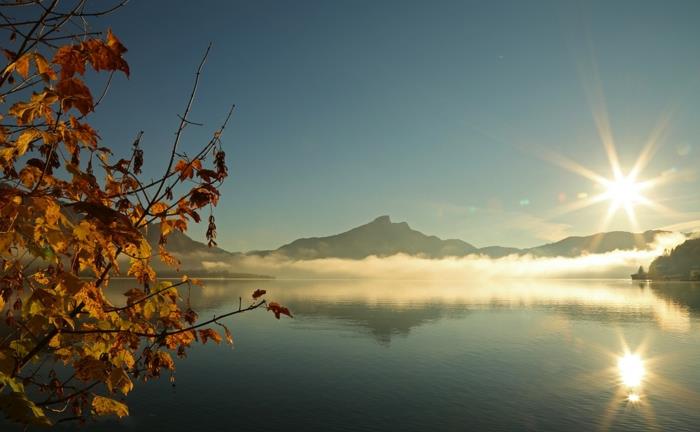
left=86, top=0, right=700, bottom=251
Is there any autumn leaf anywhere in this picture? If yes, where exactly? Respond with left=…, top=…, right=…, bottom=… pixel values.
left=33, top=53, right=56, bottom=81
left=216, top=322, right=234, bottom=346
left=56, top=77, right=94, bottom=115
left=18, top=166, right=41, bottom=188
left=174, top=159, right=201, bottom=180
left=107, top=368, right=133, bottom=396
left=158, top=244, right=180, bottom=269
left=266, top=302, right=293, bottom=319
left=14, top=53, right=31, bottom=79
left=0, top=392, right=53, bottom=427
left=52, top=45, right=85, bottom=79
left=106, top=29, right=128, bottom=57
left=198, top=328, right=222, bottom=345
left=150, top=202, right=168, bottom=215
left=72, top=221, right=93, bottom=241
left=8, top=90, right=58, bottom=125
left=252, top=289, right=266, bottom=299
left=91, top=396, right=128, bottom=418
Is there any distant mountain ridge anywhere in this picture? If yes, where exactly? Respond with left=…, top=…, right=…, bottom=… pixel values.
left=133, top=214, right=675, bottom=280
left=249, top=215, right=666, bottom=260
left=524, top=230, right=664, bottom=258
left=251, top=215, right=478, bottom=259
left=144, top=224, right=270, bottom=279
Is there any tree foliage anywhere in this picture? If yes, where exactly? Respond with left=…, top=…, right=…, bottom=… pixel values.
left=0, top=1, right=290, bottom=426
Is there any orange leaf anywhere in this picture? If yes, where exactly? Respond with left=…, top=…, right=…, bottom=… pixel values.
left=198, top=328, right=222, bottom=345
left=106, top=28, right=128, bottom=56
left=91, top=396, right=128, bottom=418
left=14, top=53, right=31, bottom=79
left=33, top=53, right=56, bottom=80
left=174, top=159, right=201, bottom=180
left=53, top=45, right=85, bottom=80
left=56, top=77, right=94, bottom=115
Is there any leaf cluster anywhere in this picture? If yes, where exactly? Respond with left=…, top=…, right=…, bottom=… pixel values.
left=0, top=1, right=291, bottom=426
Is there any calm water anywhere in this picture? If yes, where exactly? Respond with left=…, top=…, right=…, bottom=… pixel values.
left=18, top=279, right=700, bottom=430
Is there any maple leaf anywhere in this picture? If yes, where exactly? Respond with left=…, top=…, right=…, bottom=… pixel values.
left=33, top=53, right=56, bottom=81
left=8, top=90, right=58, bottom=125
left=14, top=53, right=31, bottom=79
left=150, top=202, right=168, bottom=215
left=198, top=328, right=222, bottom=345
left=106, top=28, right=128, bottom=56
left=72, top=220, right=93, bottom=242
left=252, top=289, right=266, bottom=299
left=52, top=45, right=85, bottom=79
left=107, top=368, right=133, bottom=396
left=56, top=77, right=94, bottom=115
left=18, top=166, right=41, bottom=188
left=266, top=302, right=293, bottom=319
left=217, top=323, right=234, bottom=346
left=174, top=159, right=201, bottom=180
left=14, top=129, right=40, bottom=158
left=158, top=244, right=180, bottom=269
left=91, top=396, right=128, bottom=418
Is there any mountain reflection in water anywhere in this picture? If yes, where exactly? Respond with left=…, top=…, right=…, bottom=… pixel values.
left=107, top=278, right=699, bottom=343
left=77, top=278, right=700, bottom=432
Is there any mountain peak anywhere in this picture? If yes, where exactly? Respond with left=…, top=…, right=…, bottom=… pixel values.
left=264, top=215, right=477, bottom=259
left=372, top=215, right=392, bottom=224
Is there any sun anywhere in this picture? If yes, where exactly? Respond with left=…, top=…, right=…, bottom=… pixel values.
left=598, top=173, right=655, bottom=226
left=603, top=175, right=643, bottom=207
left=541, top=135, right=676, bottom=233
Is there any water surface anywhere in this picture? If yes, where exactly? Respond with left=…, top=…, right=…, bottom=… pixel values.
left=40, top=279, right=700, bottom=430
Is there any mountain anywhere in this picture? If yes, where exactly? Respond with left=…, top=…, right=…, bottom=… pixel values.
left=648, top=237, right=700, bottom=281
left=477, top=246, right=522, bottom=258
left=523, top=230, right=665, bottom=258
left=251, top=216, right=666, bottom=261
left=143, top=224, right=271, bottom=279
left=252, top=215, right=478, bottom=259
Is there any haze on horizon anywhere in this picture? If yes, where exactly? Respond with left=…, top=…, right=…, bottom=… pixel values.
left=96, top=0, right=700, bottom=251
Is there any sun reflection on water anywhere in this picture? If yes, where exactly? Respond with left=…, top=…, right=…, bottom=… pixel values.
left=618, top=353, right=645, bottom=388
left=627, top=393, right=641, bottom=403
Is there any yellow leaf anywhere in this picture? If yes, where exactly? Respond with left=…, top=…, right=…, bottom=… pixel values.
left=111, top=350, right=135, bottom=369
left=33, top=53, right=56, bottom=80
left=107, top=367, right=133, bottom=395
left=15, top=129, right=39, bottom=157
left=73, top=221, right=92, bottom=241
left=18, top=166, right=41, bottom=188
left=150, top=202, right=168, bottom=215
left=91, top=395, right=128, bottom=418
left=48, top=334, right=61, bottom=349
left=14, top=53, right=31, bottom=79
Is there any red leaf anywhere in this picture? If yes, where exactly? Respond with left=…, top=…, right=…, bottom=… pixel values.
left=266, top=302, right=292, bottom=319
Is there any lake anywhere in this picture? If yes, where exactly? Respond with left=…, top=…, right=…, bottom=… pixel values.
left=29, top=279, right=700, bottom=430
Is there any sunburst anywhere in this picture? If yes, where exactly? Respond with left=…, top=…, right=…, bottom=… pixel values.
left=540, top=108, right=680, bottom=236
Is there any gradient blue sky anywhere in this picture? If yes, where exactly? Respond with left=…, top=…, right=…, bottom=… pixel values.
left=90, top=0, right=700, bottom=251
